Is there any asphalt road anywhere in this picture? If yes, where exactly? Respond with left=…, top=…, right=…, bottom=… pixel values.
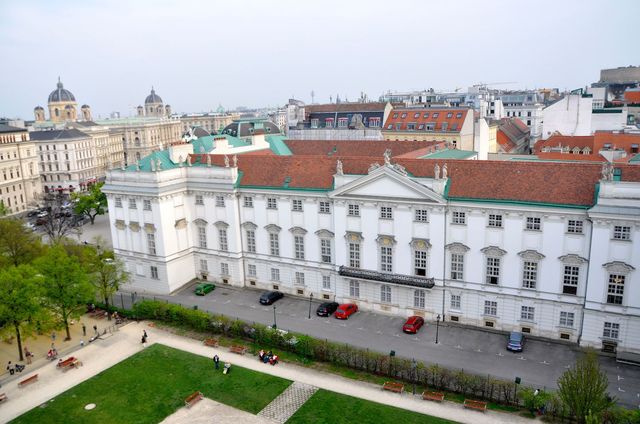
left=115, top=283, right=640, bottom=408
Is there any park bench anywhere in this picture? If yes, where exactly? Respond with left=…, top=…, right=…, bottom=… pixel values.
left=422, top=391, right=445, bottom=402
left=18, top=374, right=38, bottom=388
left=463, top=399, right=487, bottom=412
left=229, top=345, right=247, bottom=355
left=185, top=391, right=203, bottom=407
left=0, top=393, right=7, bottom=403
left=57, top=357, right=82, bottom=371
left=203, top=338, right=219, bottom=348
left=382, top=381, right=404, bottom=394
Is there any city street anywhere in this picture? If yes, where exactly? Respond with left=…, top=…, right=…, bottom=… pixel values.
left=115, top=283, right=640, bottom=408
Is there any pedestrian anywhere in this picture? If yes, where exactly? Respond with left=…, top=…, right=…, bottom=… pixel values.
left=93, top=324, right=98, bottom=334
left=80, top=339, right=85, bottom=347
left=6, top=361, right=14, bottom=376
left=82, top=323, right=86, bottom=336
left=23, top=347, right=32, bottom=364
left=51, top=331, right=56, bottom=342
left=143, top=330, right=148, bottom=339
left=213, top=354, right=220, bottom=370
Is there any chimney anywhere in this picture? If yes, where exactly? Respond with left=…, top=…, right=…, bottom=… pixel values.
left=168, top=141, right=192, bottom=164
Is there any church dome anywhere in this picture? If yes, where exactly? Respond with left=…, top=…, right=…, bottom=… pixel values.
left=34, top=106, right=44, bottom=111
left=145, top=88, right=163, bottom=104
left=48, top=78, right=76, bottom=103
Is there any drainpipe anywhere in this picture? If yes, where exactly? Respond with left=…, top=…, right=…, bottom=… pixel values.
left=577, top=216, right=594, bottom=346
left=234, top=191, right=246, bottom=287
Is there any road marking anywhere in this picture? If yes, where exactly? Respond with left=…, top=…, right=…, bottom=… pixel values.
left=224, top=300, right=231, bottom=304
left=518, top=356, right=526, bottom=361
left=394, top=334, right=401, bottom=337
left=618, top=375, right=624, bottom=381
left=456, top=345, right=462, bottom=349
left=475, top=348, right=482, bottom=353
left=356, top=327, right=365, bottom=331
left=618, top=387, right=625, bottom=393
left=412, top=337, right=419, bottom=341
left=339, top=323, right=347, bottom=327
left=540, top=360, right=550, bottom=365
left=496, top=352, right=504, bottom=357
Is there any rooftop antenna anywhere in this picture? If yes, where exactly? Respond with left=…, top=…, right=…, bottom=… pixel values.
left=311, top=90, right=315, bottom=104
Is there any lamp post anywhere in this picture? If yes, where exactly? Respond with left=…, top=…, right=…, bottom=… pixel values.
left=435, top=314, right=441, bottom=344
left=308, top=293, right=313, bottom=319
left=411, top=358, right=417, bottom=395
left=273, top=305, right=277, bottom=330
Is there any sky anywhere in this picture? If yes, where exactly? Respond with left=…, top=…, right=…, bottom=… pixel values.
left=0, top=0, right=638, bottom=120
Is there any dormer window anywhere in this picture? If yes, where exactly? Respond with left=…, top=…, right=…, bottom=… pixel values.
left=432, top=113, right=439, bottom=118
left=401, top=113, right=407, bottom=118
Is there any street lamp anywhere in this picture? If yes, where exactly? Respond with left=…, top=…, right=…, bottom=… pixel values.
left=411, top=358, right=417, bottom=395
left=273, top=305, right=277, bottom=329
left=308, top=293, right=313, bottom=319
left=435, top=314, right=441, bottom=344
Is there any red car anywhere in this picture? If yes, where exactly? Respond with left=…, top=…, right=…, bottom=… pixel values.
left=334, top=303, right=358, bottom=319
left=402, top=316, right=425, bottom=334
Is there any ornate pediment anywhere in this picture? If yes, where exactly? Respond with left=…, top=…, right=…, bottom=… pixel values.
left=558, top=254, right=588, bottom=265
left=445, top=242, right=469, bottom=253
left=344, top=231, right=363, bottom=242
left=315, top=229, right=334, bottom=238
left=410, top=238, right=431, bottom=250
left=481, top=246, right=507, bottom=257
left=242, top=221, right=257, bottom=230
left=265, top=224, right=281, bottom=233
left=143, top=223, right=156, bottom=234
left=174, top=218, right=187, bottom=229
left=518, top=250, right=545, bottom=261
left=603, top=261, right=635, bottom=273
left=289, top=226, right=308, bottom=235
left=129, top=221, right=140, bottom=232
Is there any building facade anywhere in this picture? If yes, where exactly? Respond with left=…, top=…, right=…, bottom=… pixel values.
left=178, top=112, right=239, bottom=134
left=34, top=78, right=92, bottom=124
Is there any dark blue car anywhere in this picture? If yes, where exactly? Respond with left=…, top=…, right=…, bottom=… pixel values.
left=507, top=331, right=525, bottom=352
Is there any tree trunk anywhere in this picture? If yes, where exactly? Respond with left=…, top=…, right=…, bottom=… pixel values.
left=105, top=294, right=111, bottom=320
left=63, top=314, right=71, bottom=341
left=14, top=322, right=24, bottom=362
left=89, top=212, right=96, bottom=225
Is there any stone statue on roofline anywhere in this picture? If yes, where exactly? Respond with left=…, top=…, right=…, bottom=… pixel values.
left=178, top=155, right=184, bottom=167
left=601, top=162, right=614, bottom=181
left=135, top=161, right=140, bottom=172
left=206, top=155, right=212, bottom=167
left=336, top=159, right=344, bottom=176
left=199, top=146, right=205, bottom=154
left=434, top=163, right=440, bottom=180
left=233, top=155, right=238, bottom=168
left=368, top=163, right=381, bottom=173
left=383, top=148, right=392, bottom=166
left=442, top=163, right=448, bottom=179
left=150, top=160, right=156, bottom=172
left=224, top=155, right=230, bottom=168
left=187, top=156, right=192, bottom=167
left=156, top=159, right=162, bottom=171
left=393, top=163, right=407, bottom=176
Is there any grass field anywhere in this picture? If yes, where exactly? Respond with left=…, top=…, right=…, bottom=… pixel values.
left=11, top=344, right=291, bottom=424
left=286, top=389, right=458, bottom=424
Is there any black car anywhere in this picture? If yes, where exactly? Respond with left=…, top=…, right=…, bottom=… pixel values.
left=316, top=302, right=339, bottom=317
left=259, top=291, right=284, bottom=305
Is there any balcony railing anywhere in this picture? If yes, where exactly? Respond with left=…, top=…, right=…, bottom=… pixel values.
left=338, top=266, right=435, bottom=289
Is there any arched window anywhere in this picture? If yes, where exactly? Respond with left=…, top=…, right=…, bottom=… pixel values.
left=55, top=108, right=59, bottom=117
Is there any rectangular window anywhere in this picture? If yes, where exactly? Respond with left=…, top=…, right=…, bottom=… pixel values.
left=414, top=209, right=428, bottom=222
left=246, top=230, right=256, bottom=253
left=484, top=300, right=497, bottom=316
left=321, top=239, right=332, bottom=263
left=200, top=259, right=208, bottom=272
left=129, top=199, right=137, bottom=209
left=451, top=253, right=464, bottom=280
left=115, top=197, right=122, bottom=208
left=247, top=264, right=256, bottom=277
left=325, top=118, right=333, bottom=128
left=452, top=211, right=466, bottom=225
left=143, top=199, right=151, bottom=211
left=603, top=322, right=619, bottom=339
left=526, top=217, right=541, bottom=231
left=369, top=117, right=380, bottom=127
left=414, top=290, right=425, bottom=308
left=150, top=266, right=159, bottom=280
left=243, top=196, right=253, bottom=207
left=559, top=311, right=574, bottom=328
left=380, top=246, right=393, bottom=272
left=613, top=226, right=631, bottom=240
left=147, top=233, right=156, bottom=255
left=414, top=250, right=427, bottom=276
left=195, top=195, right=204, bottom=205
left=292, top=199, right=303, bottom=212
left=380, top=285, right=391, bottom=303
left=269, top=233, right=280, bottom=256
left=267, top=197, right=277, bottom=210
left=218, top=228, right=228, bottom=251
left=349, top=243, right=360, bottom=268
left=295, top=271, right=305, bottom=285
left=380, top=206, right=393, bottom=219
left=348, top=204, right=360, bottom=217
left=310, top=118, right=319, bottom=128
left=606, top=274, right=625, bottom=305
left=521, top=306, right=535, bottom=321
left=271, top=268, right=280, bottom=281
left=319, top=201, right=331, bottom=214
left=349, top=280, right=360, bottom=298
left=220, top=263, right=229, bottom=275
left=486, top=257, right=500, bottom=285
left=198, top=226, right=207, bottom=248
left=567, top=220, right=583, bottom=234
left=488, top=214, right=503, bottom=228
left=215, top=196, right=225, bottom=207
left=563, top=266, right=579, bottom=295
left=294, top=235, right=305, bottom=260
left=450, top=294, right=461, bottom=310
left=322, top=275, right=331, bottom=290
left=338, top=117, right=348, bottom=128
left=522, top=261, right=538, bottom=289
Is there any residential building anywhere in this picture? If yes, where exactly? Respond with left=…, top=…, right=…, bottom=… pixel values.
left=496, top=92, right=543, bottom=143
left=178, top=111, right=239, bottom=134
left=495, top=118, right=530, bottom=154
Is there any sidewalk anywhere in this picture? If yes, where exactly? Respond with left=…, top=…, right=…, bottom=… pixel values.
left=0, top=321, right=539, bottom=424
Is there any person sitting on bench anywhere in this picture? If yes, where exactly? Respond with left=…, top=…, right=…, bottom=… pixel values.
left=258, top=349, right=265, bottom=361
left=269, top=354, right=279, bottom=365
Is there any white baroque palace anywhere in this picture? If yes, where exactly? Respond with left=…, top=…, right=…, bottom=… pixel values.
left=103, top=138, right=640, bottom=357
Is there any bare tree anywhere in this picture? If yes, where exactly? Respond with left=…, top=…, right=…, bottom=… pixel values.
left=40, top=193, right=81, bottom=245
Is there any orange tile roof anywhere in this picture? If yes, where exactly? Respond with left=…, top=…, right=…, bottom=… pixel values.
left=284, top=140, right=445, bottom=158
left=624, top=89, right=640, bottom=103
left=534, top=135, right=594, bottom=153
left=382, top=108, right=469, bottom=133
left=593, top=131, right=640, bottom=153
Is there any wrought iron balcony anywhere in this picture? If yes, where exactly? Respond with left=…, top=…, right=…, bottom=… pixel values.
left=338, top=266, right=435, bottom=289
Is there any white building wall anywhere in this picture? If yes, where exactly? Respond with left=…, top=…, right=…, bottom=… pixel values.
left=542, top=94, right=593, bottom=138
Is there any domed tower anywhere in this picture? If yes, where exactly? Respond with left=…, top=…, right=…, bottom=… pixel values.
left=34, top=106, right=45, bottom=122
left=48, top=77, right=77, bottom=122
left=137, top=105, right=144, bottom=117
left=164, top=104, right=172, bottom=116
left=81, top=104, right=92, bottom=121
left=144, top=87, right=164, bottom=117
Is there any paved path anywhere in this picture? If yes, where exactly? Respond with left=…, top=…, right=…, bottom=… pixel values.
left=257, top=381, right=318, bottom=423
left=0, top=321, right=539, bottom=424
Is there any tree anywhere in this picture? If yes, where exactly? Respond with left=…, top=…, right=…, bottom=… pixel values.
left=72, top=182, right=107, bottom=225
left=0, top=265, right=46, bottom=361
left=557, top=351, right=614, bottom=423
left=518, top=387, right=552, bottom=415
left=88, top=245, right=129, bottom=318
left=35, top=246, right=94, bottom=340
left=40, top=193, right=81, bottom=245
left=0, top=219, right=44, bottom=267
left=0, top=200, right=7, bottom=216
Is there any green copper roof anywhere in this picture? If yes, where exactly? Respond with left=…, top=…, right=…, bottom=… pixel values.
left=629, top=154, right=640, bottom=163
left=419, top=149, right=477, bottom=159
left=266, top=135, right=292, bottom=156
left=190, top=135, right=251, bottom=154
left=128, top=150, right=178, bottom=172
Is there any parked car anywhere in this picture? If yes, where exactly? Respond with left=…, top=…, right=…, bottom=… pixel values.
left=506, top=331, right=525, bottom=352
left=402, top=316, right=425, bottom=334
left=194, top=283, right=216, bottom=296
left=334, top=303, right=358, bottom=319
left=259, top=291, right=284, bottom=305
left=316, top=302, right=339, bottom=317
left=35, top=217, right=48, bottom=226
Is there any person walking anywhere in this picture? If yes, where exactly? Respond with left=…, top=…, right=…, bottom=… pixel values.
left=93, top=324, right=98, bottom=335
left=51, top=331, right=56, bottom=342
left=82, top=323, right=87, bottom=336
left=6, top=361, right=15, bottom=376
left=23, top=347, right=32, bottom=364
left=213, top=354, right=220, bottom=370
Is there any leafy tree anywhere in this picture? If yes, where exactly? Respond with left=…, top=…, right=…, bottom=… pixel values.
left=0, top=265, right=46, bottom=361
left=518, top=387, right=552, bottom=415
left=557, top=351, right=614, bottom=423
left=0, top=218, right=43, bottom=267
left=35, top=247, right=94, bottom=340
left=88, top=244, right=129, bottom=318
left=0, top=200, right=7, bottom=216
left=72, top=182, right=107, bottom=225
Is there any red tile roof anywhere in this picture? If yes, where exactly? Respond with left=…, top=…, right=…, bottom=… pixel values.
left=284, top=140, right=445, bottom=158
left=534, top=135, right=594, bottom=153
left=497, top=118, right=530, bottom=153
left=382, top=108, right=469, bottom=133
left=624, top=88, right=640, bottom=103
left=594, top=131, right=640, bottom=154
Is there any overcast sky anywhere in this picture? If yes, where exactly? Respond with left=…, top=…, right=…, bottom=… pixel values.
left=1, top=0, right=637, bottom=120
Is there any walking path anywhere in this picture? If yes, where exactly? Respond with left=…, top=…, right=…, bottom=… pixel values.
left=257, top=382, right=318, bottom=423
left=0, top=321, right=539, bottom=424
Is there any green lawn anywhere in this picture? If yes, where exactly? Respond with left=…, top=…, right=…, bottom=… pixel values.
left=12, top=344, right=291, bottom=424
left=286, top=389, right=458, bottom=424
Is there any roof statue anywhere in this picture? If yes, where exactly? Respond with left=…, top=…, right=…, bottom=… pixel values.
left=135, top=161, right=140, bottom=171
left=156, top=159, right=162, bottom=171
left=233, top=155, right=238, bottom=168
left=150, top=159, right=156, bottom=172
left=442, top=163, right=448, bottom=179
left=178, top=155, right=184, bottom=167
left=368, top=163, right=381, bottom=173
left=383, top=148, right=392, bottom=166
left=336, top=159, right=344, bottom=176
left=434, top=163, right=440, bottom=180
left=187, top=157, right=192, bottom=167
left=206, top=154, right=211, bottom=167
left=601, top=162, right=614, bottom=181
left=224, top=155, right=230, bottom=168
left=393, top=163, right=407, bottom=176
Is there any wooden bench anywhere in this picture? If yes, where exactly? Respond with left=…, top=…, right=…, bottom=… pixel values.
left=185, top=391, right=203, bottom=408
left=18, top=374, right=38, bottom=388
left=382, top=381, right=404, bottom=394
left=422, top=391, right=445, bottom=402
left=58, top=357, right=82, bottom=371
left=0, top=393, right=7, bottom=403
left=229, top=345, right=247, bottom=355
left=203, top=338, right=219, bottom=348
left=463, top=399, right=487, bottom=412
